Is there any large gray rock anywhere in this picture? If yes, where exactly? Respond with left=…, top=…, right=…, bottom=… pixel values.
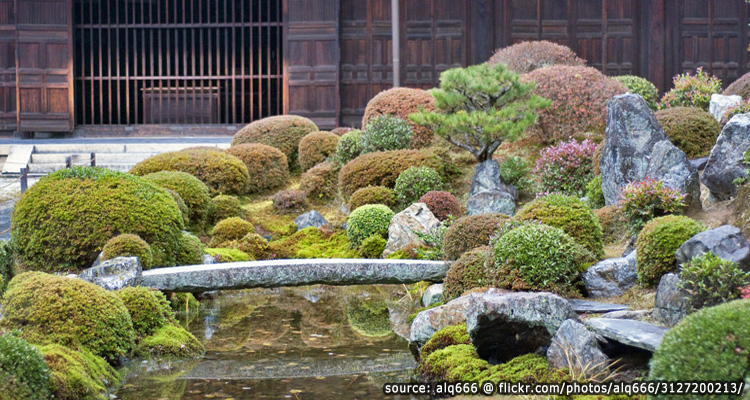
left=294, top=210, right=330, bottom=230
left=466, top=191, right=516, bottom=216
left=709, top=93, right=742, bottom=122
left=646, top=140, right=700, bottom=209
left=409, top=295, right=473, bottom=348
left=702, top=113, right=750, bottom=200
left=383, top=203, right=440, bottom=257
left=422, top=284, right=444, bottom=307
left=585, top=318, right=668, bottom=352
left=653, top=273, right=688, bottom=327
left=675, top=225, right=750, bottom=270
left=581, top=251, right=637, bottom=298
left=547, top=319, right=609, bottom=378
left=79, top=256, right=142, bottom=291
left=466, top=292, right=576, bottom=363
left=467, top=159, right=517, bottom=216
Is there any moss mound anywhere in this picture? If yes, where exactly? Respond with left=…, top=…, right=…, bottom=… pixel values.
left=134, top=324, right=205, bottom=360
left=0, top=333, right=52, bottom=400
left=488, top=40, right=585, bottom=74
left=101, top=234, right=153, bottom=270
left=443, top=213, right=510, bottom=261
left=176, top=232, right=204, bottom=265
left=40, top=344, right=119, bottom=400
left=116, top=287, right=176, bottom=338
left=348, top=186, right=398, bottom=212
left=142, top=170, right=213, bottom=231
left=358, top=235, right=387, bottom=258
left=0, top=272, right=135, bottom=361
left=346, top=204, right=395, bottom=248
left=655, top=106, right=721, bottom=158
left=232, top=115, right=319, bottom=169
left=636, top=215, right=705, bottom=287
left=205, top=247, right=251, bottom=262
left=211, top=194, right=243, bottom=223
left=225, top=143, right=289, bottom=192
left=298, top=131, right=339, bottom=172
left=361, top=87, right=436, bottom=149
left=443, top=246, right=491, bottom=302
left=210, top=217, right=254, bottom=247
left=232, top=233, right=270, bottom=260
left=268, top=227, right=358, bottom=259
left=130, top=147, right=249, bottom=195
left=419, top=323, right=470, bottom=361
left=300, top=160, right=338, bottom=202
left=164, top=188, right=189, bottom=225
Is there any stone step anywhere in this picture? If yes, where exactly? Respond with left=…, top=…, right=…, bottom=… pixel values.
left=568, top=299, right=630, bottom=314
left=27, top=162, right=134, bottom=174
left=585, top=318, right=668, bottom=352
left=32, top=142, right=230, bottom=154
left=31, top=153, right=93, bottom=164
left=94, top=153, right=156, bottom=164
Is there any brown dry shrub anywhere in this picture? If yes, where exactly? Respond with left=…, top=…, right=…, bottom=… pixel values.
left=300, top=161, right=338, bottom=202
left=225, top=143, right=289, bottom=193
left=232, top=115, right=318, bottom=169
left=488, top=40, right=585, bottom=74
left=298, top=131, right=339, bottom=172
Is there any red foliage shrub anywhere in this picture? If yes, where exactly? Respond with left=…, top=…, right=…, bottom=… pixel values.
left=298, top=131, right=339, bottom=172
left=272, top=190, right=309, bottom=214
left=348, top=186, right=398, bottom=212
left=533, top=138, right=597, bottom=197
left=232, top=115, right=318, bottom=168
left=488, top=40, right=585, bottom=74
left=362, top=87, right=436, bottom=149
left=442, top=213, right=510, bottom=261
left=419, top=191, right=462, bottom=221
left=300, top=161, right=338, bottom=202
left=225, top=143, right=289, bottom=193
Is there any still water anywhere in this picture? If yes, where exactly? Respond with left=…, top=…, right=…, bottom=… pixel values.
left=114, top=285, right=420, bottom=400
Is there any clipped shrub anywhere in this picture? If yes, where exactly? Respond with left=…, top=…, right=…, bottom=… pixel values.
left=225, top=143, right=289, bottom=192
left=142, top=170, right=212, bottom=231
left=362, top=87, right=436, bottom=149
left=130, top=147, right=249, bottom=195
left=614, top=75, right=659, bottom=109
left=533, top=138, right=597, bottom=197
left=419, top=323, right=470, bottom=361
left=101, top=234, right=153, bottom=270
left=586, top=175, right=606, bottom=209
left=0, top=333, right=51, bottom=400
left=618, top=177, right=687, bottom=234
left=523, top=65, right=626, bottom=143
left=498, top=155, right=534, bottom=193
left=594, top=206, right=627, bottom=245
left=232, top=115, right=319, bottom=168
left=348, top=186, right=398, bottom=212
left=338, top=149, right=443, bottom=200
left=116, top=287, right=175, bottom=338
left=133, top=324, right=204, bottom=360
left=40, top=344, right=117, bottom=400
left=655, top=106, right=721, bottom=158
left=635, top=215, right=705, bottom=287
left=649, top=299, right=750, bottom=392
left=443, top=246, right=491, bottom=302
left=209, top=217, right=254, bottom=247
left=205, top=247, right=251, bottom=263
left=0, top=240, right=12, bottom=296
left=11, top=167, right=184, bottom=272
left=176, top=232, right=204, bottom=265
left=723, top=71, right=750, bottom=98
left=298, top=131, right=339, bottom=172
left=335, top=129, right=364, bottom=166
left=234, top=233, right=270, bottom=260
left=164, top=188, right=189, bottom=225
left=358, top=235, right=387, bottom=259
left=271, top=189, right=309, bottom=214
left=678, top=252, right=750, bottom=312
left=419, top=191, right=461, bottom=221
left=347, top=204, right=395, bottom=248
left=660, top=67, right=722, bottom=110
left=516, top=194, right=604, bottom=258
left=300, top=160, right=338, bottom=202
left=211, top=194, right=243, bottom=223
left=443, top=213, right=510, bottom=261
left=0, top=272, right=135, bottom=361
left=488, top=40, right=585, bottom=74
left=361, top=115, right=413, bottom=154
left=394, top=166, right=444, bottom=206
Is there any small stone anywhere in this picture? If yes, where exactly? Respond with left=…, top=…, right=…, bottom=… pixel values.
left=689, top=157, right=709, bottom=171
left=701, top=113, right=750, bottom=200
left=547, top=319, right=609, bottom=378
left=79, top=256, right=142, bottom=291
left=203, top=254, right=217, bottom=265
left=708, top=93, right=742, bottom=122
left=568, top=299, right=630, bottom=314
left=585, top=318, right=668, bottom=352
left=645, top=140, right=700, bottom=209
left=600, top=310, right=652, bottom=321
left=294, top=210, right=330, bottom=231
left=422, top=284, right=444, bottom=307
left=582, top=251, right=637, bottom=298
left=675, top=225, right=750, bottom=271
left=383, top=203, right=440, bottom=257
left=653, top=273, right=688, bottom=327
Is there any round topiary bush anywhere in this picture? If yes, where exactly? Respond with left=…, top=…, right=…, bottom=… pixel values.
left=210, top=217, right=254, bottom=247
left=394, top=166, right=444, bottom=206
left=232, top=115, right=319, bottom=169
left=523, top=65, right=626, bottom=143
left=723, top=71, right=750, bottom=99
left=39, top=344, right=118, bottom=400
left=443, top=213, right=510, bottom=261
left=298, top=131, right=339, bottom=172
left=488, top=40, right=585, bottom=74
left=0, top=333, right=51, bottom=400
left=362, top=87, right=436, bottom=149
left=515, top=194, right=604, bottom=258
left=358, top=235, right=387, bottom=259
left=0, top=272, right=136, bottom=361
left=419, top=191, right=461, bottom=221
left=11, top=167, right=184, bottom=272
left=443, top=246, right=491, bottom=302
left=347, top=204, right=395, bottom=248
left=225, top=143, right=289, bottom=193
left=655, top=106, right=721, bottom=158
left=176, top=232, right=204, bottom=266
left=271, top=189, right=309, bottom=214
left=361, top=115, right=413, bottom=154
left=300, top=160, right=338, bottom=202
left=130, top=147, right=250, bottom=195
left=164, top=188, right=190, bottom=225
left=636, top=215, right=705, bottom=287
left=649, top=299, right=750, bottom=392
left=614, top=75, right=660, bottom=110
left=116, top=287, right=175, bottom=338
left=101, top=234, right=153, bottom=270
left=335, top=129, right=364, bottom=166
left=211, top=194, right=243, bottom=223
left=348, top=186, right=398, bottom=212
left=142, top=170, right=212, bottom=231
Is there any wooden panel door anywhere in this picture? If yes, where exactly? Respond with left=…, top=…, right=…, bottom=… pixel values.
left=285, top=0, right=339, bottom=130
left=503, top=0, right=569, bottom=45
left=574, top=0, right=639, bottom=76
left=0, top=0, right=15, bottom=131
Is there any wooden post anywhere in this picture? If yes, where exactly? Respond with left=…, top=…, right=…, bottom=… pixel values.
left=19, top=167, right=27, bottom=194
left=391, top=0, right=400, bottom=87
left=65, top=156, right=72, bottom=169
left=90, top=152, right=95, bottom=167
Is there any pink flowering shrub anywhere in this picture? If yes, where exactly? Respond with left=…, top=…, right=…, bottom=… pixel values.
left=660, top=68, right=722, bottom=111
left=533, top=138, right=597, bottom=197
left=741, top=285, right=750, bottom=299
left=618, top=177, right=686, bottom=234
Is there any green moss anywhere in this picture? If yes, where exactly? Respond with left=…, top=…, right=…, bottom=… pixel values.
left=443, top=246, right=491, bottom=302
left=443, top=213, right=510, bottom=261
left=134, top=324, right=205, bottom=360
left=346, top=296, right=392, bottom=338
left=636, top=215, right=705, bottom=287
left=209, top=217, right=254, bottom=247
left=39, top=344, right=119, bottom=400
left=419, top=323, right=470, bottom=361
left=359, top=235, right=387, bottom=258
left=478, top=353, right=567, bottom=383
left=211, top=195, right=243, bottom=223
left=164, top=188, right=190, bottom=226
left=143, top=170, right=213, bottom=232
left=116, top=287, right=175, bottom=339
left=586, top=175, right=606, bottom=209
left=347, top=204, right=395, bottom=248
left=385, top=249, right=412, bottom=259
left=204, top=247, right=251, bottom=262
left=176, top=232, right=204, bottom=266
left=0, top=272, right=135, bottom=361
left=0, top=332, right=51, bottom=400
left=269, top=227, right=358, bottom=259
left=101, top=234, right=153, bottom=270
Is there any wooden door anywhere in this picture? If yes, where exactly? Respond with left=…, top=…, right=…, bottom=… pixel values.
left=0, top=0, right=15, bottom=131
left=15, top=0, right=74, bottom=132
left=573, top=0, right=639, bottom=76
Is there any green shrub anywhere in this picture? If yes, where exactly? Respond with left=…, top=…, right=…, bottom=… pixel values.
left=0, top=272, right=135, bottom=361
left=234, top=233, right=270, bottom=260
left=394, top=166, right=444, bottom=206
left=636, top=215, right=705, bottom=287
left=205, top=247, right=251, bottom=263
left=0, top=240, right=15, bottom=293
left=225, top=143, right=289, bottom=193
left=0, top=333, right=51, bottom=400
left=443, top=246, right=491, bottom=302
left=211, top=194, right=243, bottom=223
left=40, top=344, right=118, bottom=400
left=209, top=217, right=254, bottom=247
left=142, top=170, right=212, bottom=231
left=488, top=40, right=585, bottom=74
left=362, top=87, right=436, bottom=149
left=660, top=67, right=722, bottom=111
left=101, top=234, right=153, bottom=270
left=130, top=147, right=249, bottom=195
left=11, top=166, right=184, bottom=272
left=271, top=189, right=309, bottom=214
left=618, top=177, right=687, bottom=234
left=516, top=194, right=604, bottom=258
left=678, top=252, right=750, bottom=312
left=586, top=176, right=606, bottom=209
left=348, top=186, right=398, bottom=212
left=347, top=204, right=395, bottom=248
left=116, top=287, right=175, bottom=339
left=498, top=155, right=534, bottom=193
left=232, top=115, right=319, bottom=169
left=614, top=75, right=659, bottom=109
left=133, top=324, right=205, bottom=360
left=649, top=299, right=750, bottom=397
left=164, top=188, right=189, bottom=226
left=298, top=131, right=339, bottom=172
left=419, top=191, right=461, bottom=221
left=300, top=160, right=338, bottom=202
left=419, top=323, right=470, bottom=361
left=655, top=106, right=721, bottom=158
left=442, top=213, right=510, bottom=261
left=358, top=235, right=387, bottom=259
left=176, top=232, right=204, bottom=265
left=361, top=115, right=413, bottom=154
left=335, top=130, right=364, bottom=166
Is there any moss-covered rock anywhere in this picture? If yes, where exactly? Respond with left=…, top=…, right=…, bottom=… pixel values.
left=209, top=217, right=254, bottom=247
left=225, top=143, right=289, bottom=192
left=442, top=213, right=510, bottom=261
left=176, top=232, right=204, bottom=266
left=655, top=106, right=721, bottom=159
left=133, top=324, right=205, bottom=360
left=11, top=167, right=184, bottom=272
left=40, top=344, right=119, bottom=400
left=142, top=171, right=212, bottom=232
left=348, top=186, right=398, bottom=212
left=346, top=204, right=395, bottom=248
left=116, top=287, right=175, bottom=339
left=0, top=333, right=52, bottom=400
left=443, top=246, right=491, bottom=302
left=205, top=247, right=251, bottom=262
left=298, top=131, right=339, bottom=172
left=419, top=323, right=470, bottom=361
left=234, top=233, right=270, bottom=260
left=0, top=272, right=135, bottom=361
left=636, top=215, right=705, bottom=287
left=101, top=234, right=153, bottom=270
left=232, top=115, right=319, bottom=169
left=211, top=195, right=243, bottom=223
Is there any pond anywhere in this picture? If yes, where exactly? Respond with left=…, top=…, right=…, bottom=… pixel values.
left=114, top=285, right=420, bottom=400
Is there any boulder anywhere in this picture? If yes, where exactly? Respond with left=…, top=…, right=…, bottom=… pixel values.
left=79, top=256, right=142, bottom=291
left=547, top=319, right=609, bottom=378
left=422, top=284, right=444, bottom=307
left=467, top=159, right=517, bottom=216
left=702, top=113, right=750, bottom=200
left=568, top=299, right=630, bottom=314
left=645, top=140, right=700, bottom=209
left=675, top=225, right=750, bottom=271
left=466, top=191, right=516, bottom=216
left=203, top=254, right=217, bottom=265
left=689, top=156, right=709, bottom=171
left=585, top=318, right=667, bottom=352
left=653, top=273, right=688, bottom=327
left=581, top=251, right=637, bottom=298
left=466, top=292, right=576, bottom=363
left=383, top=203, right=440, bottom=257
left=294, top=210, right=330, bottom=231
left=409, top=295, right=473, bottom=348
left=709, top=93, right=742, bottom=122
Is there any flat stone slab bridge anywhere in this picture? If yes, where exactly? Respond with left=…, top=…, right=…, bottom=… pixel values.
left=141, top=259, right=449, bottom=292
